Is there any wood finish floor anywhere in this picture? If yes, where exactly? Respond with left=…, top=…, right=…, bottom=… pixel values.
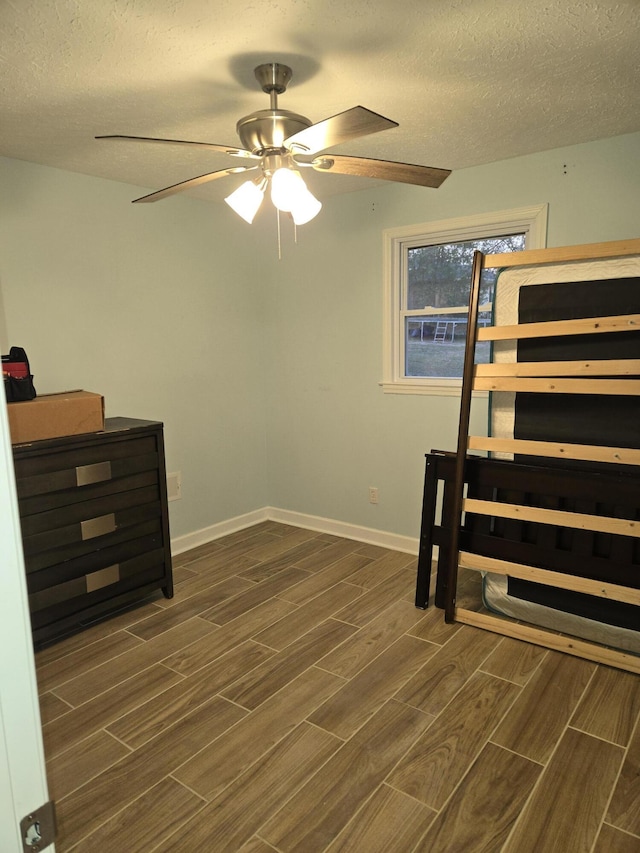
left=35, top=521, right=640, bottom=852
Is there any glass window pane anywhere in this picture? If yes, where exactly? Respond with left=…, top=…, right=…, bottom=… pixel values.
left=405, top=234, right=525, bottom=378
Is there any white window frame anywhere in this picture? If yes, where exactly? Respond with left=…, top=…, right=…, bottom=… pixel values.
left=381, top=204, right=548, bottom=396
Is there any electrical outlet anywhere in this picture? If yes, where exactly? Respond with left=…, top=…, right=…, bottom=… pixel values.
left=167, top=471, right=182, bottom=501
left=369, top=486, right=379, bottom=504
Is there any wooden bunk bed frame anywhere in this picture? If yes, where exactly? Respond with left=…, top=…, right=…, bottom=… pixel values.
left=417, top=237, right=640, bottom=674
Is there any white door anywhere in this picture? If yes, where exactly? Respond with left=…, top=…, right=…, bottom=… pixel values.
left=0, top=395, right=55, bottom=852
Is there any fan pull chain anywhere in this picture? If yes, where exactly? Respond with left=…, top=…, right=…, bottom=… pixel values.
left=277, top=208, right=282, bottom=260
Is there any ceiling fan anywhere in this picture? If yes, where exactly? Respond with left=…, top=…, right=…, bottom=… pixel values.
left=97, top=62, right=451, bottom=225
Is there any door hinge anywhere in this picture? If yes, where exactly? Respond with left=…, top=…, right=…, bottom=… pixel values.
left=20, top=800, right=56, bottom=852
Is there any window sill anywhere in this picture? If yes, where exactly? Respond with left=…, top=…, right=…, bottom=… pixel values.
left=380, top=381, right=489, bottom=398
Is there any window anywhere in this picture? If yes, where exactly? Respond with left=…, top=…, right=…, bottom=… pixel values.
left=382, top=205, right=547, bottom=395
left=404, top=234, right=526, bottom=378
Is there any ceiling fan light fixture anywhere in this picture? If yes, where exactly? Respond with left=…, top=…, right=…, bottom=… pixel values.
left=224, top=178, right=265, bottom=223
left=290, top=188, right=322, bottom=225
left=270, top=167, right=308, bottom=213
left=269, top=166, right=322, bottom=224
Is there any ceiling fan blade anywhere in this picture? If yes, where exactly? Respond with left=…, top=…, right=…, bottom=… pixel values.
left=306, top=154, right=451, bottom=188
left=284, top=106, right=398, bottom=156
left=132, top=166, right=257, bottom=203
left=96, top=135, right=258, bottom=160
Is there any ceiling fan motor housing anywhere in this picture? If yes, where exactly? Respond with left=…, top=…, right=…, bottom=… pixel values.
left=236, top=109, right=312, bottom=155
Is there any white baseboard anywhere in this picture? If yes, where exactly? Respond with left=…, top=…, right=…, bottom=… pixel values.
left=266, top=507, right=419, bottom=555
left=171, top=506, right=419, bottom=556
left=170, top=507, right=270, bottom=555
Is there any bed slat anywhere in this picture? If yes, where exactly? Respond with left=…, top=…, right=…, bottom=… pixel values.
left=455, top=608, right=640, bottom=674
left=463, top=497, right=640, bottom=538
left=484, top=237, right=640, bottom=269
left=458, top=551, right=640, bottom=606
left=477, top=313, right=640, bottom=342
left=474, top=359, right=640, bottom=378
left=467, top=436, right=640, bottom=466
left=473, top=377, right=640, bottom=395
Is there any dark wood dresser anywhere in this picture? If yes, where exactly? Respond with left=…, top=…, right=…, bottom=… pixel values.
left=12, top=417, right=173, bottom=647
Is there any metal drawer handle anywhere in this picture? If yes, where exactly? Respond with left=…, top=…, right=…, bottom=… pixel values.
left=81, top=513, right=116, bottom=540
left=86, top=564, right=120, bottom=592
left=76, top=460, right=112, bottom=486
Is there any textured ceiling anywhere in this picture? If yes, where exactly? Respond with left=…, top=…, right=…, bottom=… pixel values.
left=2, top=0, right=639, bottom=204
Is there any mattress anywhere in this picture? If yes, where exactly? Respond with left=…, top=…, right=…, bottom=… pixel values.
left=483, top=573, right=640, bottom=655
left=482, top=255, right=640, bottom=653
left=490, top=255, right=640, bottom=453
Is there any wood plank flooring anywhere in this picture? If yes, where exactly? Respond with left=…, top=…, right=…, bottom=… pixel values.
left=35, top=521, right=640, bottom=852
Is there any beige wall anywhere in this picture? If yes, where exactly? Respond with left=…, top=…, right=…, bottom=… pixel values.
left=0, top=159, right=270, bottom=539
left=1, top=130, right=639, bottom=543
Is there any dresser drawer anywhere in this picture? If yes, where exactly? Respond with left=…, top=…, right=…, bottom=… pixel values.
left=31, top=557, right=164, bottom=640
left=29, top=547, right=165, bottom=612
left=26, top=531, right=165, bottom=593
left=22, top=498, right=163, bottom=557
left=14, top=434, right=158, bottom=492
left=17, top=464, right=161, bottom=518
left=23, top=518, right=163, bottom=573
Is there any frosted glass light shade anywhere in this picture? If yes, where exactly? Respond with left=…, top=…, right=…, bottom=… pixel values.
left=224, top=180, right=265, bottom=223
left=290, top=189, right=322, bottom=225
left=270, top=167, right=307, bottom=212
left=271, top=167, right=321, bottom=223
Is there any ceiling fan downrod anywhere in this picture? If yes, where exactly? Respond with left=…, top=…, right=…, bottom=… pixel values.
left=236, top=64, right=311, bottom=156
